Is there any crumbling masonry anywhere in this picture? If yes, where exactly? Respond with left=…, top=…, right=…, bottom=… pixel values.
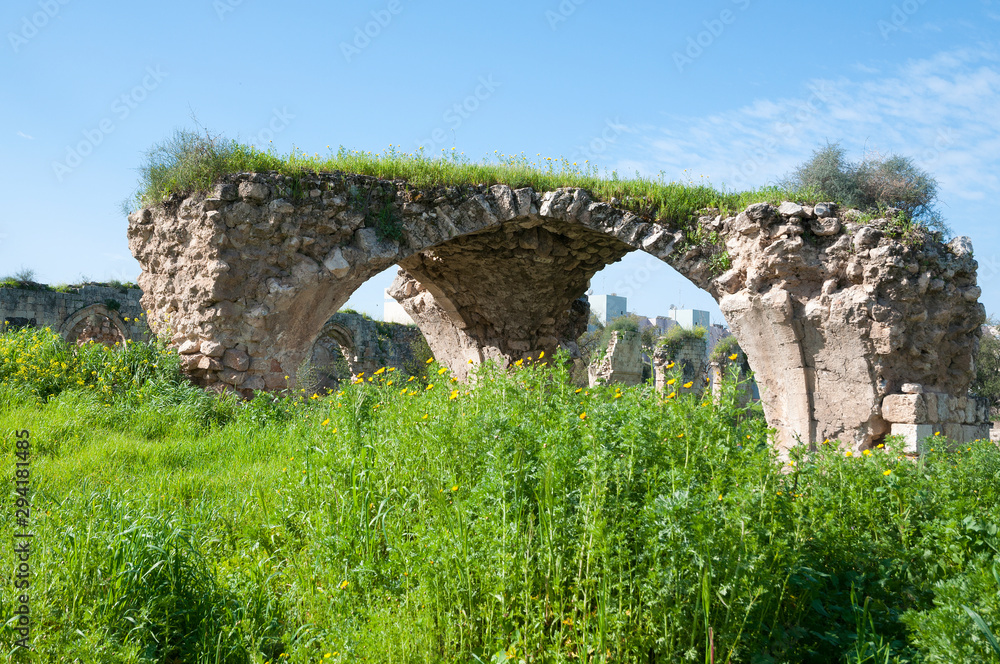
left=127, top=172, right=988, bottom=453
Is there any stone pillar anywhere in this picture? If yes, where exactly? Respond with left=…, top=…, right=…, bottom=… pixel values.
left=709, top=361, right=723, bottom=402
left=587, top=331, right=643, bottom=387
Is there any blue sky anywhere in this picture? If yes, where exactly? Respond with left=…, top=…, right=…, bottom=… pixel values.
left=2, top=0, right=999, bottom=324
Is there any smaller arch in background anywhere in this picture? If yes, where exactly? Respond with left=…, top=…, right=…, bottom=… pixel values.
left=307, top=321, right=358, bottom=392
left=59, top=304, right=129, bottom=347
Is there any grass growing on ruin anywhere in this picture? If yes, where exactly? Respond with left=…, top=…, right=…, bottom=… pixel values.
left=126, top=129, right=824, bottom=225
left=2, top=327, right=1000, bottom=663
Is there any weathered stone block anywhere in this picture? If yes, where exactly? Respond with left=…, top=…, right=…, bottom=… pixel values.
left=963, top=424, right=990, bottom=443
left=923, top=393, right=938, bottom=423
left=223, top=349, right=250, bottom=371
left=214, top=183, right=238, bottom=201
left=935, top=393, right=951, bottom=423
left=177, top=339, right=200, bottom=354
left=809, top=217, right=841, bottom=236
left=238, top=182, right=269, bottom=203
left=219, top=369, right=246, bottom=386
left=196, top=355, right=223, bottom=372
left=882, top=394, right=927, bottom=424
left=200, top=340, right=225, bottom=357
left=243, top=375, right=266, bottom=391
left=890, top=423, right=935, bottom=454
left=942, top=423, right=964, bottom=444
left=263, top=372, right=287, bottom=390
left=901, top=383, right=923, bottom=394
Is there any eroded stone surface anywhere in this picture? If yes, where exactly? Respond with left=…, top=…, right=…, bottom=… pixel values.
left=128, top=174, right=986, bottom=453
left=588, top=331, right=643, bottom=387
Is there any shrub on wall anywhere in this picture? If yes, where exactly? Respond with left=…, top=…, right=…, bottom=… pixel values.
left=656, top=324, right=707, bottom=358
left=785, top=142, right=945, bottom=232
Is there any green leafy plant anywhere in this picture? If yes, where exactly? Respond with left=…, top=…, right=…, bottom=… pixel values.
left=972, top=321, right=1000, bottom=416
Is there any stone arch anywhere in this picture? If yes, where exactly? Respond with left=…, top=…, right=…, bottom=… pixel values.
left=307, top=320, right=356, bottom=392
left=128, top=173, right=987, bottom=453
left=59, top=304, right=129, bottom=347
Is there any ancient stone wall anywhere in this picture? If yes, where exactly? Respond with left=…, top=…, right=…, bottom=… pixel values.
left=588, top=331, right=643, bottom=386
left=306, top=312, right=426, bottom=392
left=653, top=336, right=707, bottom=391
left=128, top=172, right=987, bottom=453
left=0, top=284, right=148, bottom=344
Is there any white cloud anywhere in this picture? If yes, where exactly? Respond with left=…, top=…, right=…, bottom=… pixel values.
left=613, top=47, right=1000, bottom=210
left=16, top=131, right=33, bottom=140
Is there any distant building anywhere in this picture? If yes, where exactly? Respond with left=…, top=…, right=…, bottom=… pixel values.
left=383, top=289, right=415, bottom=325
left=589, top=294, right=628, bottom=325
left=639, top=316, right=677, bottom=335
left=668, top=309, right=710, bottom=330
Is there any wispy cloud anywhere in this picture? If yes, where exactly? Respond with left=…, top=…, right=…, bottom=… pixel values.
left=16, top=131, right=34, bottom=140
left=608, top=47, right=1000, bottom=212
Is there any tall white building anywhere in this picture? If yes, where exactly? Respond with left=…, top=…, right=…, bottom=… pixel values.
left=668, top=309, right=710, bottom=330
left=590, top=294, right=627, bottom=325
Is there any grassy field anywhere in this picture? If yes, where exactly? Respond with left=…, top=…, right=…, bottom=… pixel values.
left=1, top=328, right=999, bottom=663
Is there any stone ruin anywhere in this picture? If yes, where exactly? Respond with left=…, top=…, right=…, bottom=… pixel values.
left=0, top=284, right=148, bottom=346
left=127, top=171, right=988, bottom=454
left=587, top=331, right=644, bottom=387
left=305, top=312, right=426, bottom=392
left=653, top=335, right=707, bottom=392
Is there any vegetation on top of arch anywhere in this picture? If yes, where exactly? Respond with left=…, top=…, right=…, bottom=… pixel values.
left=125, top=129, right=829, bottom=227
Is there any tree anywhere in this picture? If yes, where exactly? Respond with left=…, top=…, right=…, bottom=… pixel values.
left=972, top=322, right=1000, bottom=417
left=785, top=142, right=944, bottom=232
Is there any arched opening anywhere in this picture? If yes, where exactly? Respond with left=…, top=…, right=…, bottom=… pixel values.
left=60, top=304, right=129, bottom=348
left=306, top=321, right=356, bottom=393
left=130, top=174, right=987, bottom=454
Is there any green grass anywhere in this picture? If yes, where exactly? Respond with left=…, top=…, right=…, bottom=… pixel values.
left=1, top=328, right=1000, bottom=663
left=126, top=129, right=827, bottom=227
